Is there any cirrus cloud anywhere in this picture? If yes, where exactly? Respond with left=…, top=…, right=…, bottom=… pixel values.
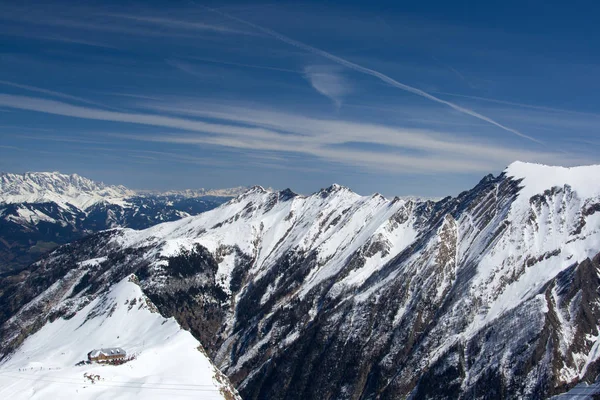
left=0, top=93, right=580, bottom=175
left=304, top=65, right=351, bottom=107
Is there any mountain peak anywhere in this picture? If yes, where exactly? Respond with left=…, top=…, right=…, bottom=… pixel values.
left=505, top=161, right=600, bottom=204
left=505, top=160, right=600, bottom=174
left=245, top=185, right=269, bottom=195
left=278, top=188, right=298, bottom=201
left=319, top=183, right=353, bottom=195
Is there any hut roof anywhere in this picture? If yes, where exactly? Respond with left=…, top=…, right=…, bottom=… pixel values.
left=88, top=347, right=126, bottom=358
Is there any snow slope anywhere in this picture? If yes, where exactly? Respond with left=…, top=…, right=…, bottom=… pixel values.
left=505, top=161, right=600, bottom=202
left=464, top=162, right=600, bottom=332
left=0, top=276, right=239, bottom=400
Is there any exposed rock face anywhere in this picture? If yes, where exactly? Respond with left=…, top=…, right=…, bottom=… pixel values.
left=2, top=162, right=600, bottom=399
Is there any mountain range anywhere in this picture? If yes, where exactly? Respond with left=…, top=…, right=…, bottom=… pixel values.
left=0, top=172, right=246, bottom=272
left=1, top=162, right=600, bottom=399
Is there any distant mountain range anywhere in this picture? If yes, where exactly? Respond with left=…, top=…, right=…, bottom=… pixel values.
left=0, top=172, right=249, bottom=206
left=138, top=187, right=255, bottom=198
left=0, top=171, right=247, bottom=272
left=2, top=162, right=600, bottom=398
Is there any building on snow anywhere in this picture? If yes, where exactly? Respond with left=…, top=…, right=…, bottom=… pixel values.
left=87, top=347, right=126, bottom=363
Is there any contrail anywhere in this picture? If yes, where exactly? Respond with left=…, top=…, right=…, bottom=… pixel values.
left=204, top=6, right=542, bottom=144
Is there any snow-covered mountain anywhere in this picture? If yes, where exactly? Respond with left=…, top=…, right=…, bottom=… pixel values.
left=0, top=172, right=239, bottom=272
left=0, top=171, right=245, bottom=207
left=2, top=162, right=600, bottom=399
left=0, top=274, right=240, bottom=399
left=140, top=187, right=253, bottom=198
left=0, top=171, right=136, bottom=209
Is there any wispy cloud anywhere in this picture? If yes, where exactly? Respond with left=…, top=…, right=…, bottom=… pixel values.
left=2, top=133, right=237, bottom=168
left=0, top=94, right=303, bottom=143
left=166, top=59, right=224, bottom=80
left=0, top=80, right=114, bottom=109
left=0, top=30, right=117, bottom=49
left=0, top=125, right=55, bottom=132
left=304, top=65, right=351, bottom=107
left=96, top=92, right=162, bottom=101
left=0, top=93, right=573, bottom=174
left=204, top=7, right=542, bottom=144
left=0, top=3, right=257, bottom=40
left=185, top=56, right=299, bottom=74
left=433, top=91, right=600, bottom=117
left=133, top=101, right=566, bottom=165
left=103, top=13, right=255, bottom=36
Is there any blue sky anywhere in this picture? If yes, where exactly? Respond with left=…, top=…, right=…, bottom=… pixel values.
left=1, top=0, right=599, bottom=197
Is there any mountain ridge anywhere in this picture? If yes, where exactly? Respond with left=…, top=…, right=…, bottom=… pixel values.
left=2, top=161, right=600, bottom=398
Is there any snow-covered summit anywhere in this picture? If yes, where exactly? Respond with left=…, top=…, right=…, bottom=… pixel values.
left=505, top=161, right=600, bottom=201
left=0, top=171, right=135, bottom=209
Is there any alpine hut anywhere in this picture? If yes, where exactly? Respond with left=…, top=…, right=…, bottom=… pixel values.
left=87, top=347, right=127, bottom=363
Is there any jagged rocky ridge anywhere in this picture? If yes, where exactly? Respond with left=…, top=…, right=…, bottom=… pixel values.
left=0, top=172, right=238, bottom=271
left=1, top=162, right=600, bottom=399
